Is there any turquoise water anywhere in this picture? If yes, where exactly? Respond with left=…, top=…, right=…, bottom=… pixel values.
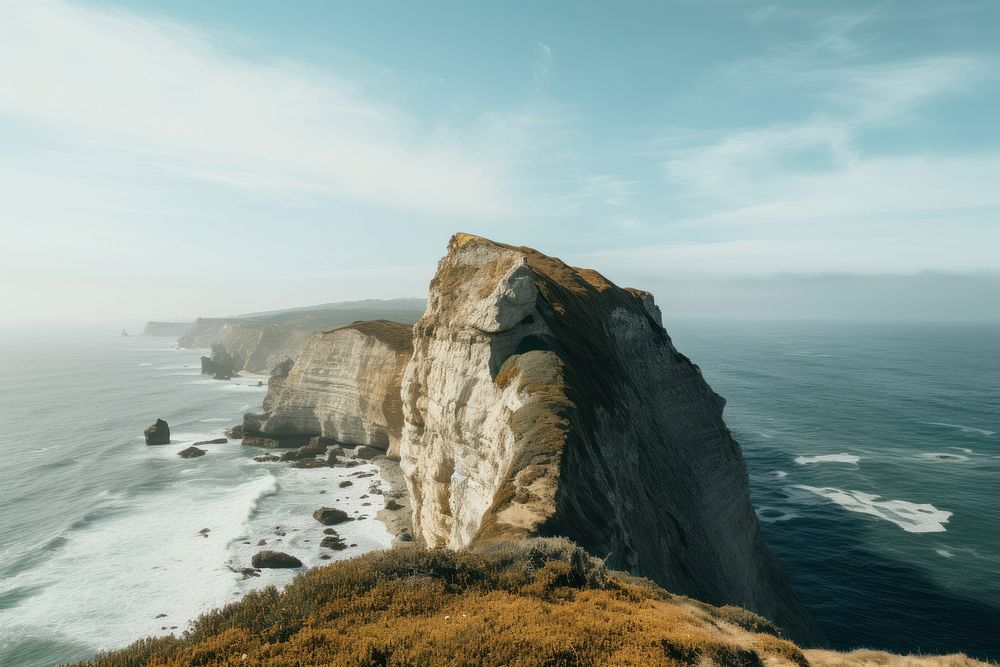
left=0, top=323, right=997, bottom=664
left=670, top=321, right=1000, bottom=659
left=0, top=331, right=392, bottom=667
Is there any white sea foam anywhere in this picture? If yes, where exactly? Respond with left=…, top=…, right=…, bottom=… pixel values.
left=138, top=363, right=153, bottom=367
left=936, top=548, right=955, bottom=558
left=0, top=473, right=281, bottom=651
left=774, top=470, right=788, bottom=479
left=794, top=485, right=952, bottom=533
left=949, top=446, right=973, bottom=454
left=922, top=422, right=996, bottom=437
left=755, top=506, right=800, bottom=524
left=794, top=453, right=860, bottom=465
left=200, top=418, right=232, bottom=423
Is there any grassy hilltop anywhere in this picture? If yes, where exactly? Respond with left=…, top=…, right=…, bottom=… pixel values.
left=76, top=539, right=986, bottom=667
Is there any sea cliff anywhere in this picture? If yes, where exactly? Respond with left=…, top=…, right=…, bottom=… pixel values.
left=174, top=300, right=425, bottom=374
left=245, top=320, right=413, bottom=458
left=398, top=233, right=823, bottom=644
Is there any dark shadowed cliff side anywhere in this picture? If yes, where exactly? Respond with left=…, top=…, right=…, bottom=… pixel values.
left=399, top=233, right=825, bottom=645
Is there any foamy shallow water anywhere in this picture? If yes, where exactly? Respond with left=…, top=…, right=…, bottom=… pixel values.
left=0, top=333, right=393, bottom=666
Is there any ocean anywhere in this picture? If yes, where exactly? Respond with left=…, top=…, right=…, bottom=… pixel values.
left=0, top=330, right=392, bottom=666
left=0, top=321, right=997, bottom=665
left=669, top=321, right=1000, bottom=659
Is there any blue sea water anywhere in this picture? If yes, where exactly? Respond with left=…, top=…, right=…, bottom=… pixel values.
left=0, top=331, right=392, bottom=667
left=669, top=321, right=1000, bottom=659
left=0, top=322, right=997, bottom=665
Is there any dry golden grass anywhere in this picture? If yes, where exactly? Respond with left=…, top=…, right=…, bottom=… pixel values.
left=74, top=538, right=988, bottom=667
left=805, top=650, right=988, bottom=667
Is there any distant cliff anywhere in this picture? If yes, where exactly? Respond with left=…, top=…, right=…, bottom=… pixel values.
left=245, top=320, right=413, bottom=457
left=398, top=233, right=823, bottom=645
left=175, top=299, right=425, bottom=374
left=142, top=321, right=193, bottom=337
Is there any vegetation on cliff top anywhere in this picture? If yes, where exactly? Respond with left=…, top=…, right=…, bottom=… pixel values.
left=74, top=538, right=986, bottom=667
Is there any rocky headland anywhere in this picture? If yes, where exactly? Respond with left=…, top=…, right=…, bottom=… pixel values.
left=142, top=321, right=193, bottom=337
left=215, top=233, right=817, bottom=643
left=396, top=234, right=822, bottom=645
left=114, top=234, right=989, bottom=663
left=171, top=298, right=425, bottom=374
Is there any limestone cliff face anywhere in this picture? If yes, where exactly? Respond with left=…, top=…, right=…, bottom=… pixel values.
left=179, top=319, right=312, bottom=374
left=398, top=233, right=822, bottom=645
left=250, top=321, right=413, bottom=457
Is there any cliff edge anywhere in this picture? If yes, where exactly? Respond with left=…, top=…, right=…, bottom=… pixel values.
left=399, top=233, right=823, bottom=645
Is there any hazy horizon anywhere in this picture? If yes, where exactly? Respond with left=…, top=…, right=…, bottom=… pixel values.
left=2, top=0, right=998, bottom=324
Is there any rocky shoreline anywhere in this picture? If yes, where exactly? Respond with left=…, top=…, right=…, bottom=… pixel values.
left=143, top=409, right=412, bottom=578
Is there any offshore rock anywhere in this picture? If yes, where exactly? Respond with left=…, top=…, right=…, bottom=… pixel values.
left=177, top=446, right=206, bottom=458
left=144, top=418, right=170, bottom=445
left=200, top=343, right=237, bottom=377
left=250, top=551, right=302, bottom=569
left=248, top=321, right=413, bottom=459
left=398, top=233, right=823, bottom=645
left=313, top=507, right=351, bottom=525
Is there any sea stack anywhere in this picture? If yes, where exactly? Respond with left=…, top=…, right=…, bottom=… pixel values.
left=144, top=418, right=170, bottom=445
left=398, top=233, right=823, bottom=644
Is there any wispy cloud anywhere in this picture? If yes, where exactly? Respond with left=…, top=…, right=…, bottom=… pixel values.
left=534, top=42, right=553, bottom=91
left=0, top=0, right=519, bottom=219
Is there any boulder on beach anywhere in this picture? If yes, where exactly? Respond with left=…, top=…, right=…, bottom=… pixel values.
left=193, top=438, right=227, bottom=445
left=250, top=551, right=302, bottom=569
left=178, top=446, right=206, bottom=458
left=144, top=419, right=170, bottom=445
left=351, top=445, right=382, bottom=460
left=313, top=507, right=350, bottom=525
left=225, top=424, right=243, bottom=439
left=291, top=459, right=328, bottom=469
left=282, top=440, right=327, bottom=461
left=253, top=454, right=280, bottom=462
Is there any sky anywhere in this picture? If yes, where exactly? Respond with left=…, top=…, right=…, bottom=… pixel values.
left=1, top=0, right=998, bottom=324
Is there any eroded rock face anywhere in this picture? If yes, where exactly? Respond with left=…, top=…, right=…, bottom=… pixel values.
left=248, top=321, right=413, bottom=459
left=182, top=320, right=313, bottom=374
left=398, top=233, right=822, bottom=645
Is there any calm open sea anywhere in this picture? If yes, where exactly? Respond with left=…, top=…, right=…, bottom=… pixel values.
left=670, top=320, right=1000, bottom=659
left=0, top=321, right=997, bottom=664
